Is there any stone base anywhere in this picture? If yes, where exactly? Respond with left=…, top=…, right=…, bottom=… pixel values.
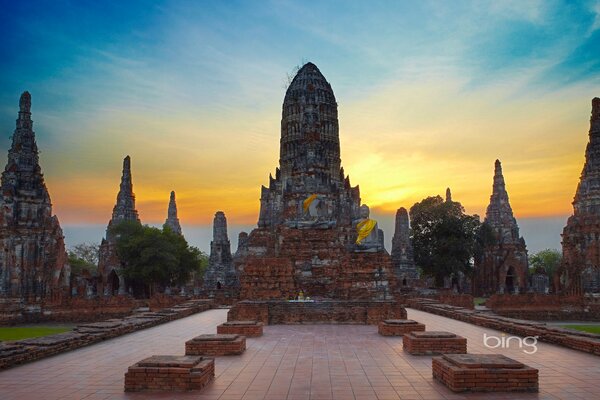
left=432, top=354, right=539, bottom=392
left=403, top=331, right=467, bottom=355
left=228, top=300, right=406, bottom=325
left=124, top=355, right=214, bottom=392
left=217, top=321, right=263, bottom=337
left=378, top=319, right=425, bottom=336
left=185, top=334, right=246, bottom=356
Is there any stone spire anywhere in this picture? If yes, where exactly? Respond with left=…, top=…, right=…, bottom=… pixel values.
left=0, top=91, right=69, bottom=298
left=203, top=211, right=238, bottom=290
left=445, top=187, right=452, bottom=202
left=485, top=160, right=520, bottom=240
left=560, top=98, right=600, bottom=294
left=164, top=191, right=182, bottom=234
left=258, top=62, right=361, bottom=228
left=473, top=159, right=528, bottom=296
left=391, top=207, right=418, bottom=286
left=106, top=156, right=139, bottom=238
left=573, top=98, right=600, bottom=215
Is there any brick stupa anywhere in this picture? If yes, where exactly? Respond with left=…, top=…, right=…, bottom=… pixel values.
left=98, top=156, right=140, bottom=295
left=473, top=160, right=528, bottom=295
left=164, top=191, right=182, bottom=235
left=0, top=92, right=70, bottom=299
left=560, top=98, right=600, bottom=293
left=237, top=63, right=396, bottom=300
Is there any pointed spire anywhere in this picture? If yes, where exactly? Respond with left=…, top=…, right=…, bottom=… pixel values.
left=109, top=155, right=140, bottom=228
left=573, top=98, right=600, bottom=215
left=445, top=187, right=452, bottom=202
left=1, top=91, right=48, bottom=208
left=485, top=159, right=521, bottom=242
left=164, top=190, right=182, bottom=234
left=212, top=211, right=229, bottom=243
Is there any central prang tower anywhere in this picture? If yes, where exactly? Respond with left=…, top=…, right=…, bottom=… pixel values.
left=258, top=63, right=360, bottom=229
left=238, top=63, right=395, bottom=300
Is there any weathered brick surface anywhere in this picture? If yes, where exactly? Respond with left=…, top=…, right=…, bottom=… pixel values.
left=185, top=334, right=246, bottom=356
left=228, top=300, right=406, bottom=325
left=378, top=319, right=425, bottom=336
left=217, top=321, right=263, bottom=337
left=403, top=331, right=466, bottom=355
left=124, top=355, right=214, bottom=392
left=432, top=354, right=538, bottom=392
left=0, top=299, right=213, bottom=370
left=408, top=298, right=600, bottom=356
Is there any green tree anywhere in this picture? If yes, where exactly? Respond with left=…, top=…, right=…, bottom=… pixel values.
left=110, top=221, right=202, bottom=295
left=68, top=242, right=100, bottom=275
left=529, top=249, right=562, bottom=278
left=410, top=196, right=481, bottom=289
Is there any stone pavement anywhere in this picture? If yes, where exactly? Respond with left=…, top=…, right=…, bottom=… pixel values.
left=0, top=308, right=598, bottom=400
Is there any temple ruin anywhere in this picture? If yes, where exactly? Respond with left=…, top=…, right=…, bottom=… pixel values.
left=97, top=156, right=140, bottom=296
left=391, top=207, right=419, bottom=288
left=203, top=211, right=238, bottom=291
left=559, top=98, right=600, bottom=293
left=473, top=160, right=528, bottom=296
left=0, top=92, right=70, bottom=300
left=237, top=62, right=396, bottom=300
left=164, top=191, right=182, bottom=235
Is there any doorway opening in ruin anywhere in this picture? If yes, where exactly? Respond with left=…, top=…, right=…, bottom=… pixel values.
left=402, top=278, right=407, bottom=286
left=216, top=281, right=222, bottom=290
left=108, top=270, right=119, bottom=295
left=505, top=266, right=515, bottom=293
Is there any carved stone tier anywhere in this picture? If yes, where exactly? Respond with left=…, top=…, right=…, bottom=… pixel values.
left=403, top=331, right=467, bottom=355
left=378, top=319, right=425, bottom=336
left=185, top=334, right=246, bottom=356
left=227, top=300, right=406, bottom=325
left=432, top=354, right=538, bottom=392
left=124, top=355, right=214, bottom=392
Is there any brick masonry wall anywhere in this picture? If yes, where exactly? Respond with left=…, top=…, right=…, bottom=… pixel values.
left=432, top=355, right=538, bottom=393
left=0, top=299, right=213, bottom=370
left=378, top=320, right=425, bottom=336
left=227, top=300, right=407, bottom=325
left=408, top=298, right=600, bottom=356
left=217, top=322, right=263, bottom=337
left=403, top=332, right=467, bottom=355
left=486, top=293, right=600, bottom=321
left=185, top=335, right=246, bottom=356
left=124, top=356, right=214, bottom=392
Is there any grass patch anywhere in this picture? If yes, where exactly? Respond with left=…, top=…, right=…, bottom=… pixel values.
left=0, top=326, right=71, bottom=342
left=474, top=297, right=487, bottom=306
left=559, top=325, right=600, bottom=335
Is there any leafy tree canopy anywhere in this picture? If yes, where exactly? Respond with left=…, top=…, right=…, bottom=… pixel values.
left=529, top=249, right=562, bottom=277
left=110, top=221, right=204, bottom=288
left=410, top=195, right=481, bottom=288
left=68, top=242, right=100, bottom=275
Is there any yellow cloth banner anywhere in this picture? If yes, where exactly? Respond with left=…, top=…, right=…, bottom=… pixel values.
left=356, top=219, right=377, bottom=244
left=303, top=194, right=318, bottom=212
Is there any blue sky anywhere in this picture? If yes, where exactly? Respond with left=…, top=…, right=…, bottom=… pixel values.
left=1, top=0, right=599, bottom=253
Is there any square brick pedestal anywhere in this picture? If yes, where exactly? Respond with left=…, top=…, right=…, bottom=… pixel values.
left=378, top=319, right=425, bottom=336
left=124, top=355, right=214, bottom=392
left=185, top=334, right=246, bottom=356
left=403, top=331, right=467, bottom=355
left=432, top=354, right=539, bottom=392
left=217, top=320, right=263, bottom=337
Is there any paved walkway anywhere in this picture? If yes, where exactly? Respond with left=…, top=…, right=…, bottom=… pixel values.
left=0, top=308, right=598, bottom=400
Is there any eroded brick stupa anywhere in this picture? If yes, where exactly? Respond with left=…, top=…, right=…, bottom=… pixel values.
left=203, top=211, right=238, bottom=291
left=238, top=63, right=395, bottom=300
left=164, top=191, right=182, bottom=235
left=473, top=160, right=528, bottom=296
left=98, top=156, right=140, bottom=295
left=391, top=207, right=419, bottom=288
left=0, top=92, right=70, bottom=300
left=560, top=98, right=600, bottom=293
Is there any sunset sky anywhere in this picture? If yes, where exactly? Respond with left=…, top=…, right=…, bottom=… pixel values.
left=1, top=1, right=599, bottom=253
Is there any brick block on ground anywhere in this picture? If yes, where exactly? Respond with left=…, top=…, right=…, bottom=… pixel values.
left=217, top=320, right=263, bottom=337
left=124, top=355, right=214, bottom=392
left=432, top=354, right=538, bottom=392
left=185, top=334, right=246, bottom=356
left=403, top=331, right=467, bottom=355
left=378, top=319, right=425, bottom=336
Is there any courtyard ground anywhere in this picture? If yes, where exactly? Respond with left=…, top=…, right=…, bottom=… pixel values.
left=0, top=308, right=598, bottom=400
